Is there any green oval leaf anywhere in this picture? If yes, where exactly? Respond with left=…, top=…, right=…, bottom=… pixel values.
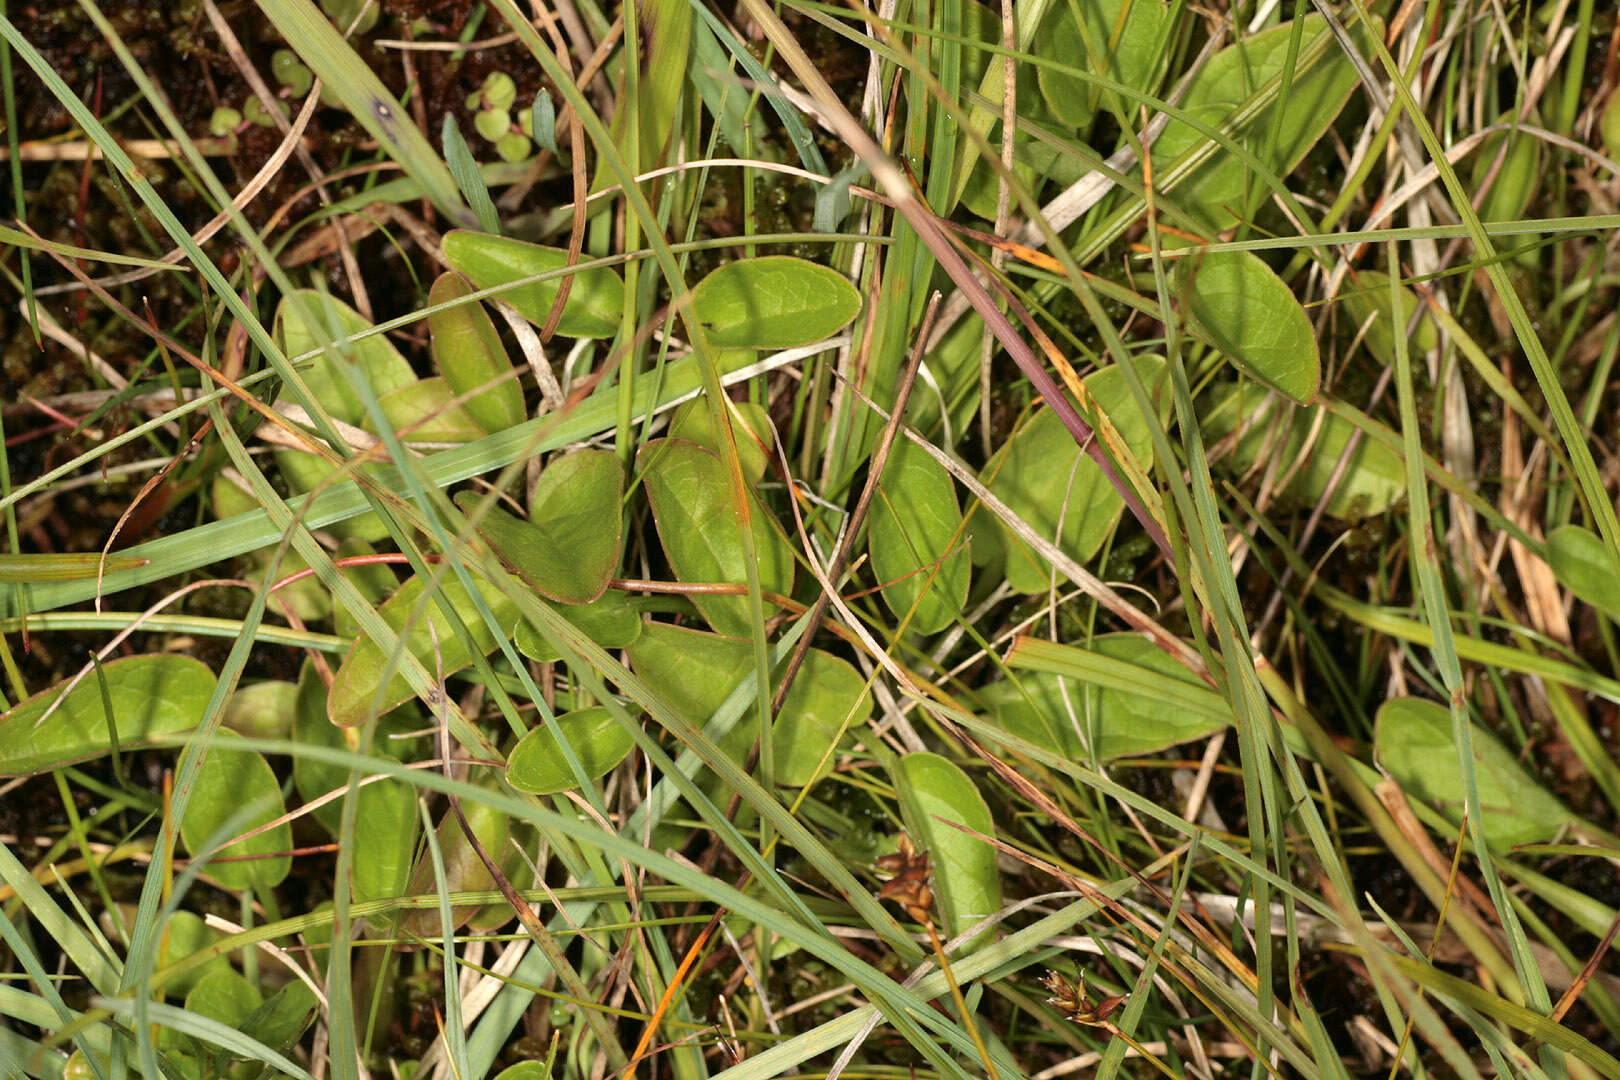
left=441, top=230, right=624, bottom=339
left=1151, top=14, right=1375, bottom=234
left=0, top=655, right=216, bottom=776
left=273, top=449, right=389, bottom=542
left=276, top=290, right=417, bottom=427
left=983, top=355, right=1162, bottom=593
left=1340, top=270, right=1437, bottom=367
left=350, top=777, right=421, bottom=908
left=1180, top=250, right=1319, bottom=403
left=293, top=660, right=353, bottom=835
left=1203, top=381, right=1405, bottom=520
left=1375, top=697, right=1574, bottom=850
left=398, top=798, right=508, bottom=940
left=868, top=440, right=970, bottom=634
left=369, top=377, right=486, bottom=443
left=959, top=147, right=1044, bottom=223
left=179, top=731, right=293, bottom=891
left=291, top=654, right=428, bottom=861
left=627, top=622, right=869, bottom=786
left=690, top=256, right=861, bottom=349
left=771, top=649, right=871, bottom=786
left=224, top=680, right=299, bottom=740
left=249, top=548, right=331, bottom=624
left=1471, top=121, right=1542, bottom=224
left=1546, top=525, right=1620, bottom=621
left=1035, top=0, right=1173, bottom=128
left=332, top=537, right=398, bottom=642
left=328, top=571, right=521, bottom=727
left=455, top=448, right=622, bottom=605
left=493, top=1065, right=553, bottom=1080
left=892, top=752, right=1001, bottom=949
left=513, top=590, right=643, bottom=662
left=506, top=706, right=637, bottom=794
left=639, top=439, right=795, bottom=635
left=428, top=271, right=526, bottom=435
left=241, top=981, right=319, bottom=1054
left=991, top=634, right=1230, bottom=758
left=185, top=969, right=261, bottom=1030
left=152, top=910, right=231, bottom=997
left=667, top=394, right=773, bottom=484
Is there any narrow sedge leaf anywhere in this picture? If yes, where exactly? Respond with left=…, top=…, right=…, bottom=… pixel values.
left=256, top=0, right=472, bottom=225
left=591, top=0, right=691, bottom=189
left=0, top=552, right=148, bottom=583
left=0, top=655, right=215, bottom=776
left=506, top=707, right=637, bottom=794
left=1470, top=120, right=1542, bottom=224
left=0, top=224, right=175, bottom=266
left=441, top=230, right=624, bottom=338
left=812, top=162, right=859, bottom=232
left=688, top=0, right=827, bottom=175
left=429, top=271, right=526, bottom=435
left=690, top=256, right=862, bottom=348
left=1179, top=249, right=1320, bottom=403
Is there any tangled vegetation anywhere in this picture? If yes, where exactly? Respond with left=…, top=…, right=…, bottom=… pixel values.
left=3, top=2, right=1620, bottom=1080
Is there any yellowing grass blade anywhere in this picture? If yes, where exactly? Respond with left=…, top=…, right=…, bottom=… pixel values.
left=0, top=553, right=148, bottom=583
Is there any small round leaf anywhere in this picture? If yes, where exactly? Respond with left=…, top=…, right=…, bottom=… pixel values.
left=1547, top=524, right=1620, bottom=621
left=1375, top=697, right=1573, bottom=850
left=179, top=731, right=293, bottom=891
left=506, top=707, right=637, bottom=794
left=690, top=256, right=860, bottom=349
left=892, top=752, right=1001, bottom=950
left=0, top=655, right=216, bottom=777
left=442, top=231, right=624, bottom=338
left=1180, top=250, right=1320, bottom=404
